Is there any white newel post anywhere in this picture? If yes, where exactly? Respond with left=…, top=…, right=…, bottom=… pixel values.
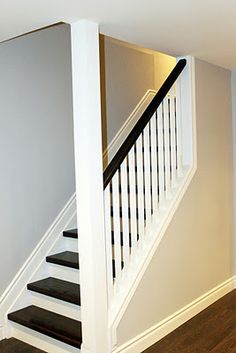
left=177, top=56, right=196, bottom=168
left=70, top=20, right=109, bottom=353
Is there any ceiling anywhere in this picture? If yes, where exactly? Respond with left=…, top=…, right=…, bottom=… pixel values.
left=1, top=0, right=236, bottom=69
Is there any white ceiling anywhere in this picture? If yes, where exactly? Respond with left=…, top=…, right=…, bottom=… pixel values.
left=1, top=0, right=236, bottom=69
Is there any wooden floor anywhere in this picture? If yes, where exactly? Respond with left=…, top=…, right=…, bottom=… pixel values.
left=0, top=338, right=45, bottom=353
left=143, top=289, right=236, bottom=353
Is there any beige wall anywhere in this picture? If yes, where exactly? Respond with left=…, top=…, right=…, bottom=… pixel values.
left=100, top=37, right=175, bottom=150
left=117, top=58, right=234, bottom=345
left=231, top=71, right=236, bottom=274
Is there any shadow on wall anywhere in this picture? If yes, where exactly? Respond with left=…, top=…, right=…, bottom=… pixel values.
left=99, top=34, right=176, bottom=165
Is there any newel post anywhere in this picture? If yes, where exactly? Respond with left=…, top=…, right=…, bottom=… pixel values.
left=70, top=20, right=110, bottom=353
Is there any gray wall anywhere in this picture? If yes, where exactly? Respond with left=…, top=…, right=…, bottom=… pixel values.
left=0, top=24, right=75, bottom=297
left=117, top=59, right=234, bottom=344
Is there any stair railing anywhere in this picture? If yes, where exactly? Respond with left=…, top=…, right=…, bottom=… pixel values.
left=103, top=59, right=187, bottom=314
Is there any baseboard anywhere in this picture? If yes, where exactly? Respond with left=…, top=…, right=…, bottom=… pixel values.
left=103, top=89, right=156, bottom=165
left=114, top=276, right=236, bottom=353
left=233, top=275, right=236, bottom=288
left=0, top=193, right=76, bottom=337
left=0, top=326, right=5, bottom=340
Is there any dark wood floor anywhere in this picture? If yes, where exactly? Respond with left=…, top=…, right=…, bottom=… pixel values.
left=0, top=338, right=45, bottom=353
left=143, top=289, right=236, bottom=353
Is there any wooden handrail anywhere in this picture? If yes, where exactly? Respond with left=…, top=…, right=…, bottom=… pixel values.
left=103, top=59, right=187, bottom=188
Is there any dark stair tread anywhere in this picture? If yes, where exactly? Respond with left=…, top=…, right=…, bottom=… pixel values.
left=0, top=338, right=46, bottom=353
left=62, top=228, right=134, bottom=247
left=63, top=229, right=78, bottom=239
left=8, top=305, right=82, bottom=349
left=46, top=251, right=79, bottom=269
left=27, top=277, right=80, bottom=306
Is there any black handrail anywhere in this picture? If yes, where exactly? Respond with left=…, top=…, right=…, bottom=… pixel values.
left=103, top=58, right=187, bottom=189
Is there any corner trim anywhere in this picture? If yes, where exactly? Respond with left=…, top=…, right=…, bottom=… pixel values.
left=114, top=276, right=236, bottom=353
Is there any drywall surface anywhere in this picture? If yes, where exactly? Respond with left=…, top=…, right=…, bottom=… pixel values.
left=231, top=71, right=236, bottom=274
left=117, top=59, right=233, bottom=344
left=0, top=24, right=75, bottom=297
left=101, top=37, right=175, bottom=149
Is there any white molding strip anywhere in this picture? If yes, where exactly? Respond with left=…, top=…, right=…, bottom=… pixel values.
left=233, top=275, right=236, bottom=288
left=0, top=325, right=5, bottom=340
left=103, top=89, right=157, bottom=165
left=114, top=276, right=236, bottom=353
left=0, top=193, right=76, bottom=337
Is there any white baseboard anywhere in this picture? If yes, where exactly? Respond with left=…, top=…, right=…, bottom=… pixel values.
left=233, top=276, right=236, bottom=287
left=0, top=326, right=5, bottom=340
left=103, top=89, right=157, bottom=165
left=0, top=193, right=76, bottom=338
left=114, top=276, right=236, bottom=353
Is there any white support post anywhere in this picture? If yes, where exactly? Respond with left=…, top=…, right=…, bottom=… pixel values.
left=70, top=20, right=109, bottom=353
left=177, top=56, right=196, bottom=167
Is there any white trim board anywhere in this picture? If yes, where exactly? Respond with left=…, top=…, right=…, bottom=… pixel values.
left=103, top=89, right=157, bottom=165
left=0, top=326, right=5, bottom=341
left=114, top=276, right=236, bottom=353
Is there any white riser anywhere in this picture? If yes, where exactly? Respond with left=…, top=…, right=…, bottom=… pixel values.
left=10, top=322, right=80, bottom=353
left=30, top=292, right=81, bottom=321
left=63, top=237, right=79, bottom=252
left=47, top=263, right=80, bottom=284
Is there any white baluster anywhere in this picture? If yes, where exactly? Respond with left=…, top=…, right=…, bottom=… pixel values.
left=112, top=171, right=122, bottom=285
left=128, top=146, right=138, bottom=253
left=120, top=158, right=130, bottom=269
left=104, top=185, right=114, bottom=302
left=163, top=95, right=171, bottom=198
left=136, top=135, right=145, bottom=246
left=157, top=104, right=165, bottom=208
left=150, top=113, right=158, bottom=219
left=170, top=85, right=177, bottom=187
left=143, top=122, right=152, bottom=226
left=176, top=77, right=183, bottom=176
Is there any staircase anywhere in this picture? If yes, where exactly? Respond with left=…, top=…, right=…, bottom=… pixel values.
left=7, top=229, right=82, bottom=352
left=1, top=52, right=196, bottom=353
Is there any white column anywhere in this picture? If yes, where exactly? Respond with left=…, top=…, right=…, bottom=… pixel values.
left=177, top=56, right=196, bottom=167
left=70, top=20, right=109, bottom=353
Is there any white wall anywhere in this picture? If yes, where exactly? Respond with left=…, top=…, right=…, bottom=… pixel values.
left=231, top=71, right=236, bottom=274
left=117, top=58, right=234, bottom=345
left=0, top=24, right=75, bottom=297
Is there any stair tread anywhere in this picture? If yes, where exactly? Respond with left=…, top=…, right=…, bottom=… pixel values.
left=0, top=338, right=46, bottom=353
left=8, top=305, right=82, bottom=348
left=27, top=277, right=80, bottom=306
left=62, top=229, right=135, bottom=247
left=63, top=229, right=78, bottom=239
left=46, top=251, right=79, bottom=269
